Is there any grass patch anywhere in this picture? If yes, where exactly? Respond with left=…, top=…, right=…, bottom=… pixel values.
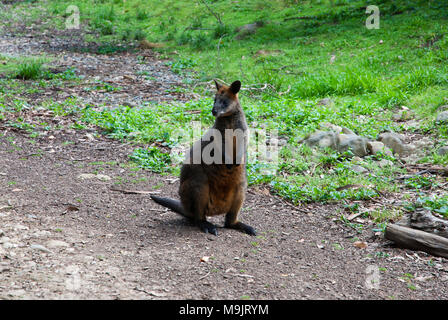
left=130, top=147, right=174, bottom=174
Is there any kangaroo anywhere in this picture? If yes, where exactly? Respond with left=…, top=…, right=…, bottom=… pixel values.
left=151, top=80, right=256, bottom=236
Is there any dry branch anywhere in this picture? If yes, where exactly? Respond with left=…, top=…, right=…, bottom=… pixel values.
left=110, top=188, right=161, bottom=195
left=397, top=208, right=448, bottom=239
left=385, top=224, right=448, bottom=259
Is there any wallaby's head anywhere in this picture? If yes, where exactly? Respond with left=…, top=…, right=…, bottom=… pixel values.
left=212, top=80, right=241, bottom=118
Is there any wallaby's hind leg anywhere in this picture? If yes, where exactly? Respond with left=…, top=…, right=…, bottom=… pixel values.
left=224, top=193, right=256, bottom=236
left=181, top=179, right=218, bottom=236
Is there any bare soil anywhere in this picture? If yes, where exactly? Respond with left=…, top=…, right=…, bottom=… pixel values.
left=1, top=7, right=448, bottom=300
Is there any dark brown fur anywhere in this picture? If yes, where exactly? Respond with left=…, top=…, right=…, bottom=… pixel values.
left=151, top=80, right=256, bottom=236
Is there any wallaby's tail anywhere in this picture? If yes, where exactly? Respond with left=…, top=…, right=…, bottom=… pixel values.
left=150, top=195, right=186, bottom=217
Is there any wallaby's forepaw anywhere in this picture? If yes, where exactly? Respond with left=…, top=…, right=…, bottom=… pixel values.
left=198, top=221, right=218, bottom=236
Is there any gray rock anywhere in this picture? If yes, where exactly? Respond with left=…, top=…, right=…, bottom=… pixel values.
left=30, top=244, right=52, bottom=253
left=341, top=127, right=355, bottom=135
left=317, top=98, right=333, bottom=106
left=413, top=137, right=434, bottom=150
left=337, top=134, right=369, bottom=157
left=367, top=141, right=393, bottom=156
left=400, top=154, right=421, bottom=164
left=351, top=165, right=368, bottom=174
left=438, top=146, right=448, bottom=156
left=77, top=173, right=111, bottom=181
left=3, top=242, right=17, bottom=249
left=46, top=240, right=69, bottom=248
left=0, top=236, right=10, bottom=244
left=303, top=130, right=338, bottom=149
left=96, top=174, right=111, bottom=181
left=77, top=173, right=97, bottom=180
left=378, top=159, right=393, bottom=168
left=436, top=111, right=448, bottom=124
left=392, top=110, right=414, bottom=121
left=320, top=122, right=342, bottom=134
left=377, top=132, right=415, bottom=156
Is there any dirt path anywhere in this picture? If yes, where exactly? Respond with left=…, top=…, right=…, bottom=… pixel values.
left=1, top=129, right=448, bottom=300
left=1, top=7, right=448, bottom=300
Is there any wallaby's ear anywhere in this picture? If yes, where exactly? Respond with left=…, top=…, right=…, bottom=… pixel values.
left=213, top=79, right=222, bottom=91
left=230, top=80, right=241, bottom=94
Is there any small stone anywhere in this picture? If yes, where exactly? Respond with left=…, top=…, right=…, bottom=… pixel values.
left=96, top=174, right=111, bottom=181
left=351, top=165, right=368, bottom=174
left=30, top=244, right=52, bottom=253
left=341, top=127, right=355, bottom=135
left=438, top=146, right=448, bottom=156
left=317, top=98, right=333, bottom=106
left=0, top=236, right=10, bottom=244
left=367, top=141, right=390, bottom=155
left=378, top=159, right=393, bottom=168
left=392, top=110, right=414, bottom=121
left=32, top=230, right=51, bottom=237
left=77, top=173, right=111, bottom=181
left=320, top=122, right=341, bottom=134
left=303, top=130, right=338, bottom=149
left=378, top=132, right=415, bottom=157
left=77, top=173, right=97, bottom=180
left=3, top=242, right=17, bottom=249
left=436, top=111, right=448, bottom=124
left=46, top=240, right=70, bottom=248
left=337, top=135, right=369, bottom=157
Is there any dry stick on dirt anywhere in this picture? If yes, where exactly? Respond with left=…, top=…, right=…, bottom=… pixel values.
left=110, top=187, right=161, bottom=195
left=406, top=164, right=448, bottom=176
left=385, top=224, right=448, bottom=259
left=397, top=208, right=448, bottom=239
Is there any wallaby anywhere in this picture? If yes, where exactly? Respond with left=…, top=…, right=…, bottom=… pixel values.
left=151, top=80, right=256, bottom=236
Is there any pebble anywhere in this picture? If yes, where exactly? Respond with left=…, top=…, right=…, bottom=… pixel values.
left=46, top=240, right=70, bottom=248
left=436, top=111, right=448, bottom=124
left=378, top=159, right=393, bottom=168
left=437, top=146, right=448, bottom=156
left=30, top=244, right=52, bottom=253
left=351, top=165, right=368, bottom=174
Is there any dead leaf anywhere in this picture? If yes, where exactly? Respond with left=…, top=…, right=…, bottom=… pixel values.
left=62, top=205, right=79, bottom=215
left=354, top=241, right=368, bottom=249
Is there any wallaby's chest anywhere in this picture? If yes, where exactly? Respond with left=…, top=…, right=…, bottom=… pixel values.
left=206, top=164, right=246, bottom=216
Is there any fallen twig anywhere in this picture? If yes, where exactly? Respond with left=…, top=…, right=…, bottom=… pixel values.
left=110, top=188, right=161, bottom=195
